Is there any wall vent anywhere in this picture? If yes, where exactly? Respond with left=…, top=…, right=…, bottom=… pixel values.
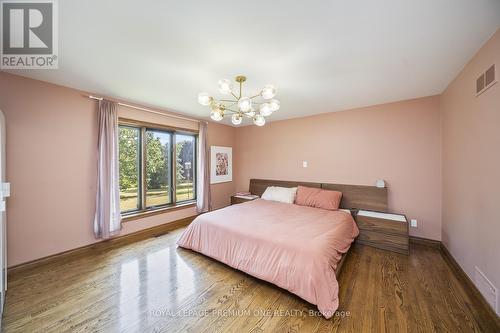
left=485, top=64, right=495, bottom=86
left=476, top=74, right=485, bottom=93
left=474, top=266, right=498, bottom=314
left=476, top=64, right=496, bottom=96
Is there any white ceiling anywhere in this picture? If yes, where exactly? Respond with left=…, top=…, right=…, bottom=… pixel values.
left=7, top=0, right=500, bottom=125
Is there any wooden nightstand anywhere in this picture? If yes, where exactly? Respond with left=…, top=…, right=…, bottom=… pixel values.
left=230, top=195, right=258, bottom=205
left=355, top=210, right=409, bottom=255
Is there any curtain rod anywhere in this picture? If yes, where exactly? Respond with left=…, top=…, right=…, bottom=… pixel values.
left=87, top=95, right=201, bottom=123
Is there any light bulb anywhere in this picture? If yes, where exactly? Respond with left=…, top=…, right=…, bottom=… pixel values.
left=259, top=103, right=273, bottom=117
left=253, top=114, right=266, bottom=126
left=210, top=109, right=223, bottom=121
left=268, top=99, right=280, bottom=112
left=198, top=92, right=212, bottom=106
left=246, top=107, right=256, bottom=117
left=238, top=97, right=252, bottom=112
left=218, top=79, right=232, bottom=95
left=231, top=113, right=242, bottom=125
left=261, top=84, right=276, bottom=99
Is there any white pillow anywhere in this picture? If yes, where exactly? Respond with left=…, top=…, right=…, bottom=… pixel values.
left=261, top=186, right=298, bottom=204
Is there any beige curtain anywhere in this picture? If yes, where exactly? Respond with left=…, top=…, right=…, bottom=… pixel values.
left=94, top=100, right=121, bottom=239
left=196, top=121, right=211, bottom=213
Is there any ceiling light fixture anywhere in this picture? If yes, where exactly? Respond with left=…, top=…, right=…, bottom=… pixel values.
left=198, top=75, right=279, bottom=126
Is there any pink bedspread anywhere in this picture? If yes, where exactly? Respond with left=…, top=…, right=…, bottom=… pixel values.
left=177, top=199, right=359, bottom=318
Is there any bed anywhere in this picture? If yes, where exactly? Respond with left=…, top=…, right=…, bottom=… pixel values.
left=177, top=179, right=388, bottom=318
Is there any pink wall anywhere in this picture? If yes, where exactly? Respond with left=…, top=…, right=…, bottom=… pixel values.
left=0, top=72, right=235, bottom=267
left=441, top=29, right=500, bottom=314
left=207, top=122, right=236, bottom=210
left=234, top=96, right=442, bottom=240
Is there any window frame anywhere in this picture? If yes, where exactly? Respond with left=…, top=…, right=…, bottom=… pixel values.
left=174, top=132, right=197, bottom=204
left=118, top=125, right=142, bottom=214
left=118, top=118, right=198, bottom=219
left=144, top=128, right=174, bottom=209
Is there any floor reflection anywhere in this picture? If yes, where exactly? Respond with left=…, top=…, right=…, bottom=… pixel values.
left=118, top=258, right=140, bottom=332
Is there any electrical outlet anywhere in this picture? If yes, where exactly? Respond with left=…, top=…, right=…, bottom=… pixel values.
left=410, top=219, right=417, bottom=228
left=302, top=161, right=308, bottom=168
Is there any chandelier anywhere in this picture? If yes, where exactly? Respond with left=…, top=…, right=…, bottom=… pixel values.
left=198, top=75, right=280, bottom=126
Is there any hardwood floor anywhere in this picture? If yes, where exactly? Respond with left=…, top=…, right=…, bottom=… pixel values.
left=2, top=227, right=499, bottom=333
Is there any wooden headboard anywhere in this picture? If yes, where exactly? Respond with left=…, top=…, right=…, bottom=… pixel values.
left=249, top=179, right=321, bottom=197
left=249, top=178, right=388, bottom=212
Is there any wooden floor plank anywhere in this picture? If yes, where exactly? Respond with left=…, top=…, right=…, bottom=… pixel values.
left=2, top=227, right=498, bottom=332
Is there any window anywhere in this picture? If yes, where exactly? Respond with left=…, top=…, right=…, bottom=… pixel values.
left=118, top=126, right=140, bottom=213
left=176, top=134, right=196, bottom=202
left=118, top=122, right=197, bottom=215
left=145, top=129, right=172, bottom=207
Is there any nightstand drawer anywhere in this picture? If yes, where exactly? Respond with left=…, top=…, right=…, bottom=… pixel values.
left=355, top=210, right=409, bottom=255
left=356, top=215, right=408, bottom=236
left=357, top=230, right=409, bottom=255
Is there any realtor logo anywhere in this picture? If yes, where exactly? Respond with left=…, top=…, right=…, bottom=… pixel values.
left=1, top=0, right=58, bottom=69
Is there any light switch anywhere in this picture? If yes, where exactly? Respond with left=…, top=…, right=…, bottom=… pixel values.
left=410, top=219, right=417, bottom=228
left=302, top=161, right=308, bottom=168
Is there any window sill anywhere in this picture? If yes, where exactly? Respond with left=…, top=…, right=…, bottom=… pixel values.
left=121, top=201, right=196, bottom=223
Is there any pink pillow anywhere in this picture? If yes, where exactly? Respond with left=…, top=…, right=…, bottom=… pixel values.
left=294, top=186, right=342, bottom=211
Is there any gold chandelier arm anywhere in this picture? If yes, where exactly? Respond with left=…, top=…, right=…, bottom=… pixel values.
left=224, top=102, right=238, bottom=108
left=249, top=93, right=261, bottom=99
left=218, top=100, right=238, bottom=111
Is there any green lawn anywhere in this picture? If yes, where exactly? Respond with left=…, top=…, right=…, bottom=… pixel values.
left=120, top=183, right=195, bottom=212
